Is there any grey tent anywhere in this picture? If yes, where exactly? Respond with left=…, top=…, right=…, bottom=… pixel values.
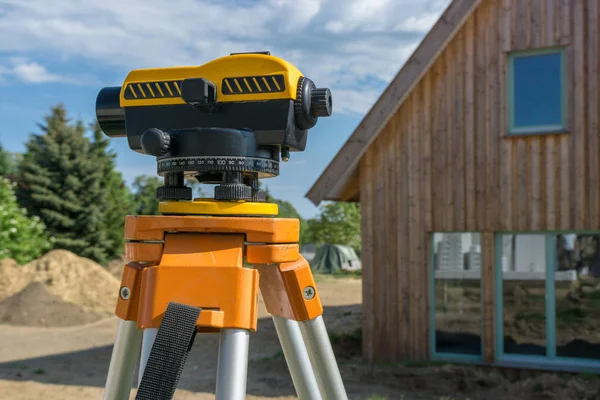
left=310, top=244, right=361, bottom=274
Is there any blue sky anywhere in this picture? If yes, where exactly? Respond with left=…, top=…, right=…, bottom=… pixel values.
left=0, top=0, right=448, bottom=218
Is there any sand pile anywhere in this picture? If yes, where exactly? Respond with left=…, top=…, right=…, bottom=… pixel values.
left=0, top=282, right=110, bottom=327
left=0, top=258, right=23, bottom=301
left=0, top=249, right=121, bottom=313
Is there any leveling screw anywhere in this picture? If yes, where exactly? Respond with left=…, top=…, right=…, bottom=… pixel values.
left=120, top=286, right=131, bottom=300
left=303, top=286, right=315, bottom=300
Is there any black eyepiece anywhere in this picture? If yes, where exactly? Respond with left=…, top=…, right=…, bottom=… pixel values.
left=311, top=88, right=332, bottom=117
left=96, top=86, right=126, bottom=137
left=294, top=77, right=333, bottom=130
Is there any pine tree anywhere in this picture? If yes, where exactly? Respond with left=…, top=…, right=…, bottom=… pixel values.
left=89, top=122, right=135, bottom=260
left=16, top=105, right=120, bottom=264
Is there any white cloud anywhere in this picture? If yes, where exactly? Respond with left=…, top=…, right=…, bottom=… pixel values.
left=397, top=13, right=442, bottom=32
left=323, top=0, right=445, bottom=34
left=11, top=59, right=64, bottom=83
left=328, top=88, right=382, bottom=115
left=0, top=0, right=450, bottom=114
left=0, top=57, right=93, bottom=84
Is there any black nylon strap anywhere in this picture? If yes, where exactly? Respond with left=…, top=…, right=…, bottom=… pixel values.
left=135, top=302, right=201, bottom=400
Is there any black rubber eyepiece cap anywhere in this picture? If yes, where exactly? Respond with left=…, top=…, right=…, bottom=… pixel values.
left=311, top=88, right=332, bottom=117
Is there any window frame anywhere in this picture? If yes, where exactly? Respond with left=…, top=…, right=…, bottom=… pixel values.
left=494, top=232, right=600, bottom=373
left=429, top=232, right=484, bottom=363
left=507, top=47, right=567, bottom=135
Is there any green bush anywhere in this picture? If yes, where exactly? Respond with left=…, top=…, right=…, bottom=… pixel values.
left=0, top=177, right=52, bottom=264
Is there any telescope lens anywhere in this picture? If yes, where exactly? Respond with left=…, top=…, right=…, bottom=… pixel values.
left=96, top=86, right=126, bottom=137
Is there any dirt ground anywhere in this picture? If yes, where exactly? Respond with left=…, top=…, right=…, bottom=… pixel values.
left=0, top=277, right=375, bottom=399
left=1, top=260, right=600, bottom=399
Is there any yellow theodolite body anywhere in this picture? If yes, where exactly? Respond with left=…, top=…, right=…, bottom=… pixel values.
left=120, top=53, right=303, bottom=108
left=95, top=51, right=332, bottom=202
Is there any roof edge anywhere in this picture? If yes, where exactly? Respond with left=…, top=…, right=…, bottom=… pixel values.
left=305, top=0, right=482, bottom=206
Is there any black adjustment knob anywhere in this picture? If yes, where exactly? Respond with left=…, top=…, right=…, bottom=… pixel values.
left=141, top=128, right=171, bottom=156
left=310, top=88, right=332, bottom=117
left=251, top=189, right=267, bottom=202
left=214, top=184, right=252, bottom=201
left=156, top=186, right=192, bottom=201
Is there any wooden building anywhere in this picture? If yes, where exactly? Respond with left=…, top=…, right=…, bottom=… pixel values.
left=307, top=0, right=600, bottom=373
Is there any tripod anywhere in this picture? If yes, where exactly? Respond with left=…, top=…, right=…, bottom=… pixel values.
left=102, top=199, right=348, bottom=400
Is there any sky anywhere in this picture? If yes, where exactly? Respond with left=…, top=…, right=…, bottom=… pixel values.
left=0, top=0, right=449, bottom=218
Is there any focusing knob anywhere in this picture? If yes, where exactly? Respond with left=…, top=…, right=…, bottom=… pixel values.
left=310, top=88, right=332, bottom=117
left=294, top=77, right=318, bottom=130
left=294, top=77, right=333, bottom=130
left=141, top=128, right=171, bottom=156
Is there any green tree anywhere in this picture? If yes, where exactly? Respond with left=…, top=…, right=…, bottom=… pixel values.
left=307, top=202, right=361, bottom=252
left=90, top=122, right=135, bottom=260
left=16, top=105, right=120, bottom=264
left=132, top=175, right=162, bottom=215
left=0, top=177, right=52, bottom=264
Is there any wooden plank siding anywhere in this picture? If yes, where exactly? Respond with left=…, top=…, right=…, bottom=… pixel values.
left=358, top=0, right=600, bottom=362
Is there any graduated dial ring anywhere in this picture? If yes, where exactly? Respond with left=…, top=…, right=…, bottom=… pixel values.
left=157, top=156, right=280, bottom=176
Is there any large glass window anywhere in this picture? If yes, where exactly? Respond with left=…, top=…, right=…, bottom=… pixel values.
left=431, top=233, right=482, bottom=357
left=496, top=232, right=600, bottom=365
left=553, top=234, right=600, bottom=360
left=498, top=234, right=547, bottom=356
left=508, top=48, right=566, bottom=134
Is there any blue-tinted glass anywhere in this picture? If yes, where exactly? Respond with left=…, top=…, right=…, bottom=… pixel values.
left=513, top=52, right=563, bottom=128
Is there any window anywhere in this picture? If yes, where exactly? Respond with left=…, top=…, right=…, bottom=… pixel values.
left=508, top=48, right=566, bottom=134
left=430, top=233, right=482, bottom=359
left=496, top=232, right=600, bottom=367
left=497, top=234, right=548, bottom=356
left=553, top=233, right=600, bottom=360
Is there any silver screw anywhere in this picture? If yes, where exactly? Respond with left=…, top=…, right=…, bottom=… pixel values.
left=303, top=286, right=316, bottom=300
left=120, top=286, right=131, bottom=300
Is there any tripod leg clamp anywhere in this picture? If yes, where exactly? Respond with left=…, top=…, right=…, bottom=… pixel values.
left=257, top=255, right=324, bottom=321
left=135, top=302, right=201, bottom=400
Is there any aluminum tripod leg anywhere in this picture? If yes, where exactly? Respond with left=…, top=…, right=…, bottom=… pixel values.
left=299, top=316, right=348, bottom=400
left=215, top=329, right=250, bottom=400
left=138, top=328, right=158, bottom=385
left=256, top=256, right=348, bottom=399
left=103, top=319, right=143, bottom=400
left=272, top=316, right=322, bottom=400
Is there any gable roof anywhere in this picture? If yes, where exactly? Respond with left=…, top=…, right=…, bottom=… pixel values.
left=305, top=0, right=482, bottom=206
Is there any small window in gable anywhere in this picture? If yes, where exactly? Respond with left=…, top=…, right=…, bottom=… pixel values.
left=508, top=48, right=566, bottom=135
